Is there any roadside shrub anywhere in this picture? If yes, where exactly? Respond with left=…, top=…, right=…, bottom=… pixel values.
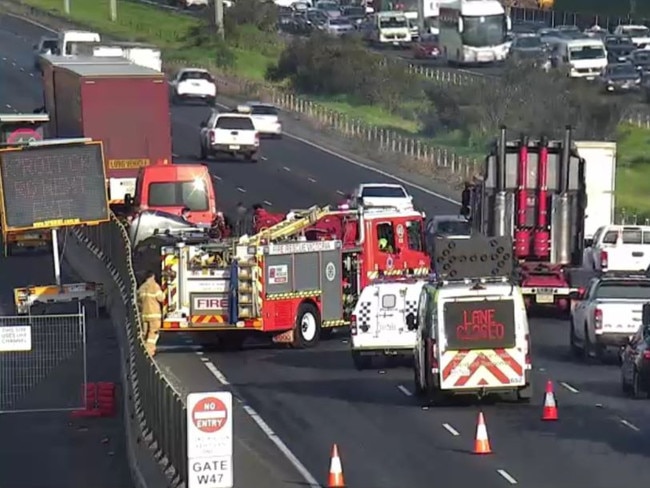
left=266, top=34, right=419, bottom=110
left=421, top=59, right=628, bottom=143
left=223, top=0, right=279, bottom=33
left=180, top=23, right=235, bottom=68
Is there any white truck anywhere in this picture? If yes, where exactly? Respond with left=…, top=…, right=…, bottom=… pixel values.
left=575, top=141, right=616, bottom=246
left=350, top=278, right=426, bottom=370
left=199, top=106, right=260, bottom=162
left=584, top=224, right=650, bottom=272
left=552, top=37, right=607, bottom=79
left=570, top=273, right=649, bottom=362
left=613, top=25, right=650, bottom=49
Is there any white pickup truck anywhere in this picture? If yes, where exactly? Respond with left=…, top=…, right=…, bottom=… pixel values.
left=570, top=273, right=649, bottom=361
left=584, top=225, right=650, bottom=272
left=199, top=107, right=260, bottom=162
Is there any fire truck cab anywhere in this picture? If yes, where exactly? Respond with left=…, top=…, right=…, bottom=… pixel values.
left=125, top=164, right=218, bottom=226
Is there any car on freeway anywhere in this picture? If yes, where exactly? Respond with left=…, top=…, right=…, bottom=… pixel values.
left=599, top=62, right=642, bottom=93
left=604, top=35, right=636, bottom=63
left=33, top=36, right=58, bottom=70
left=314, top=0, right=341, bottom=18
left=613, top=24, right=650, bottom=48
left=341, top=5, right=365, bottom=27
left=630, top=49, right=650, bottom=77
left=412, top=33, right=440, bottom=60
left=170, top=68, right=217, bottom=106
left=306, top=8, right=329, bottom=28
left=620, top=313, right=650, bottom=398
left=569, top=273, right=649, bottom=362
left=244, top=101, right=282, bottom=138
left=199, top=106, right=260, bottom=162
left=324, top=17, right=355, bottom=36
left=507, top=34, right=549, bottom=63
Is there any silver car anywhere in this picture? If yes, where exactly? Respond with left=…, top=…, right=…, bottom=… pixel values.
left=325, top=17, right=354, bottom=36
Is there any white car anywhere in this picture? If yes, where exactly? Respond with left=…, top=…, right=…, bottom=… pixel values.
left=199, top=106, right=260, bottom=162
left=350, top=279, right=425, bottom=370
left=245, top=102, right=282, bottom=138
left=170, top=68, right=217, bottom=105
left=570, top=273, right=649, bottom=361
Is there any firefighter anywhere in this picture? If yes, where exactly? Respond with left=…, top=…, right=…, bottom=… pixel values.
left=234, top=202, right=249, bottom=236
left=137, top=271, right=164, bottom=356
left=378, top=237, right=393, bottom=253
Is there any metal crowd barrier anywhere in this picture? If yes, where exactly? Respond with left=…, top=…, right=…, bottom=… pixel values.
left=71, top=215, right=187, bottom=486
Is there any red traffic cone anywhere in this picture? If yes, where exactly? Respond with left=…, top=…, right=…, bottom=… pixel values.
left=542, top=380, right=558, bottom=421
left=473, top=412, right=492, bottom=454
left=327, top=444, right=345, bottom=487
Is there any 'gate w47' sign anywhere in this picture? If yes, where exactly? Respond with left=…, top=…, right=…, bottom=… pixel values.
left=187, top=391, right=233, bottom=488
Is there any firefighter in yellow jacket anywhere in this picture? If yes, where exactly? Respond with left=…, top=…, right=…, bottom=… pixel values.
left=138, top=271, right=164, bottom=356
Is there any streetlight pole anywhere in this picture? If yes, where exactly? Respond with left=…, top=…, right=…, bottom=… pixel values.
left=64, top=0, right=70, bottom=14
left=214, top=0, right=224, bottom=39
left=110, top=0, right=117, bottom=21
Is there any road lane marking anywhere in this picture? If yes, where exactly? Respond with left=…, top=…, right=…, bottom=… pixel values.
left=172, top=152, right=179, bottom=158
left=442, top=423, right=460, bottom=436
left=307, top=177, right=316, bottom=183
left=497, top=469, right=518, bottom=484
left=263, top=200, right=273, bottom=206
left=261, top=156, right=268, bottom=161
left=236, top=187, right=246, bottom=193
left=211, top=174, right=222, bottom=181
left=200, top=356, right=320, bottom=488
left=336, top=190, right=345, bottom=196
left=620, top=419, right=641, bottom=432
left=560, top=382, right=579, bottom=393
left=283, top=166, right=291, bottom=171
left=397, top=384, right=412, bottom=396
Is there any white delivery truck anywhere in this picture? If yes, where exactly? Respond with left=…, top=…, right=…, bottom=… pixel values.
left=575, top=141, right=617, bottom=246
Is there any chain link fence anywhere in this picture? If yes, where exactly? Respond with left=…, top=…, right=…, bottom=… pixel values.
left=67, top=219, right=188, bottom=487
left=0, top=309, right=86, bottom=413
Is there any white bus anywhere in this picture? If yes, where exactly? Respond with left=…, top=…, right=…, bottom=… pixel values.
left=439, top=0, right=510, bottom=65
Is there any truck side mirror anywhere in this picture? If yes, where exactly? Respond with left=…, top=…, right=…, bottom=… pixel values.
left=643, top=303, right=650, bottom=326
left=406, top=313, right=417, bottom=330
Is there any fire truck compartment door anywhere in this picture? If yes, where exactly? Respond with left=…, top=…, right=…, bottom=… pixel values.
left=264, top=246, right=343, bottom=321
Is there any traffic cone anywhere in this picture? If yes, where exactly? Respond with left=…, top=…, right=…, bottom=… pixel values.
left=327, top=444, right=345, bottom=487
left=473, top=412, right=492, bottom=455
left=542, top=380, right=558, bottom=421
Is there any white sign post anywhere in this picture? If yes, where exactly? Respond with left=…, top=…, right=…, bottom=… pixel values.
left=187, top=392, right=234, bottom=488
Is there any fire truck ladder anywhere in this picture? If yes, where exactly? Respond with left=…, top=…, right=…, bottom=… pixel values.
left=252, top=205, right=333, bottom=244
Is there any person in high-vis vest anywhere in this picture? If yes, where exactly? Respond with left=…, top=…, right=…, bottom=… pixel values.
left=137, top=271, right=165, bottom=356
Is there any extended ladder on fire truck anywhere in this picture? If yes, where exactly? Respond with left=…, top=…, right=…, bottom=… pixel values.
left=252, top=205, right=334, bottom=245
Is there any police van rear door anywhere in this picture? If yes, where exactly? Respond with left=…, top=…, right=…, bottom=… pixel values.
left=374, top=283, right=419, bottom=340
left=438, top=296, right=525, bottom=390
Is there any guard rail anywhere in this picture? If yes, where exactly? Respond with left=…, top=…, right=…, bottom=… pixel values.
left=71, top=216, right=188, bottom=488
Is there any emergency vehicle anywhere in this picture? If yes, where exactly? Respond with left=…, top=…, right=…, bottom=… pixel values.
left=350, top=277, right=427, bottom=370
left=135, top=185, right=430, bottom=348
left=411, top=235, right=533, bottom=404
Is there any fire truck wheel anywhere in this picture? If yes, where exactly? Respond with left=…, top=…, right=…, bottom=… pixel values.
left=292, top=302, right=321, bottom=348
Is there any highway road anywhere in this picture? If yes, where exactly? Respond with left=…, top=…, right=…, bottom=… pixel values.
left=3, top=10, right=650, bottom=488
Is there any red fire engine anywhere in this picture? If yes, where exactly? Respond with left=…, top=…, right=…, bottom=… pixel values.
left=134, top=184, right=430, bottom=348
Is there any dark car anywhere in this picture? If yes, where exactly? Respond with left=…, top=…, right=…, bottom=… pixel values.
left=341, top=5, right=365, bottom=27
left=630, top=49, right=650, bottom=77
left=605, top=35, right=636, bottom=63
left=621, top=321, right=650, bottom=398
left=599, top=62, right=641, bottom=93
left=508, top=34, right=548, bottom=62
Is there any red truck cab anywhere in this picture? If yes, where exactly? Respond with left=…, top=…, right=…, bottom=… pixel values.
left=128, top=164, right=217, bottom=226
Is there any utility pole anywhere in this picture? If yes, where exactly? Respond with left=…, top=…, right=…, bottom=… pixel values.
left=64, top=0, right=70, bottom=14
left=214, top=0, right=224, bottom=40
left=110, top=0, right=117, bottom=21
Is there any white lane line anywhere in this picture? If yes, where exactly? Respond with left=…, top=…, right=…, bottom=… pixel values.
left=11, top=62, right=15, bottom=67
left=4, top=104, right=10, bottom=109
left=620, top=419, right=641, bottom=432
left=560, top=382, right=579, bottom=393
left=307, top=177, right=316, bottom=183
left=211, top=174, right=222, bottom=181
left=283, top=166, right=291, bottom=172
left=397, top=384, right=412, bottom=397
left=19, top=67, right=24, bottom=72
left=263, top=200, right=273, bottom=206
left=200, top=356, right=320, bottom=488
left=29, top=73, right=34, bottom=77
left=261, top=156, right=268, bottom=161
left=336, top=190, right=345, bottom=196
left=1, top=57, right=6, bottom=61
left=172, top=152, right=179, bottom=158
left=442, top=423, right=460, bottom=436
left=497, top=469, right=518, bottom=484
left=236, top=187, right=246, bottom=193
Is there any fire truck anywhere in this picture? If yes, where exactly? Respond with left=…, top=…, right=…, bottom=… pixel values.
left=134, top=185, right=430, bottom=348
left=461, top=127, right=587, bottom=313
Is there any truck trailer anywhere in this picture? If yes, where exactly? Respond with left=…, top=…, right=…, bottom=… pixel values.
left=40, top=54, right=172, bottom=206
left=461, top=126, right=587, bottom=313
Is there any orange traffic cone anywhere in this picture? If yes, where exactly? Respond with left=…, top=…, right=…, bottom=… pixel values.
left=327, top=444, right=345, bottom=487
left=542, top=380, right=558, bottom=421
left=473, top=411, right=492, bottom=454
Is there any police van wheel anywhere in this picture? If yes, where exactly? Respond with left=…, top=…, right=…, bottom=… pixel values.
left=413, top=365, right=424, bottom=396
left=292, top=302, right=321, bottom=349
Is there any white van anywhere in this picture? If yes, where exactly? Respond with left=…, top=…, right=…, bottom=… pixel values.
left=411, top=277, right=533, bottom=404
left=363, top=11, right=412, bottom=47
left=350, top=279, right=426, bottom=369
left=58, top=30, right=101, bottom=56
left=552, top=37, right=607, bottom=79
left=584, top=225, right=650, bottom=272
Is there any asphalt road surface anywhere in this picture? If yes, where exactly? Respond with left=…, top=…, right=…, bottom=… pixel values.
left=3, top=11, right=650, bottom=488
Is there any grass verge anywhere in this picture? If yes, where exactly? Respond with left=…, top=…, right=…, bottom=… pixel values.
left=614, top=124, right=650, bottom=217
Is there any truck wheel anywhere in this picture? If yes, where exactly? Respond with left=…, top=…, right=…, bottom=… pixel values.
left=352, top=351, right=372, bottom=370
left=413, top=362, right=424, bottom=396
left=292, top=302, right=321, bottom=349
left=632, top=369, right=648, bottom=399
left=199, top=143, right=208, bottom=160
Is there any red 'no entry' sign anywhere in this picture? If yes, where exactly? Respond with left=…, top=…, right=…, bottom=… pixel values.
left=191, top=396, right=228, bottom=434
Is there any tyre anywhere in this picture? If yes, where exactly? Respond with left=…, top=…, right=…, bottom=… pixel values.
left=569, top=320, right=582, bottom=357
left=246, top=153, right=258, bottom=163
left=413, top=360, right=424, bottom=396
left=352, top=351, right=372, bottom=370
left=583, top=323, right=594, bottom=361
left=292, top=302, right=321, bottom=348
left=199, top=142, right=208, bottom=160
left=517, top=383, right=533, bottom=403
left=631, top=369, right=648, bottom=399
left=622, top=367, right=632, bottom=396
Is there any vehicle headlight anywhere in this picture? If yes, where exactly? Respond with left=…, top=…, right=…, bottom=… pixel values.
left=636, top=78, right=642, bottom=84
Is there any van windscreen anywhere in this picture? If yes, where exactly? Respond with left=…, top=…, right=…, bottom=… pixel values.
left=148, top=181, right=208, bottom=211
left=443, top=299, right=516, bottom=350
